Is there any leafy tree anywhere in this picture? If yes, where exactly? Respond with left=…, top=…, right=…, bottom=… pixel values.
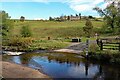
left=83, top=19, right=93, bottom=38
left=93, top=1, right=120, bottom=29
left=49, top=16, right=53, bottom=21
left=79, top=13, right=81, bottom=20
left=67, top=16, right=70, bottom=20
left=0, top=11, right=13, bottom=38
left=20, top=16, right=25, bottom=22
left=70, top=15, right=73, bottom=17
left=20, top=25, right=32, bottom=37
left=76, top=14, right=78, bottom=17
left=88, top=15, right=95, bottom=19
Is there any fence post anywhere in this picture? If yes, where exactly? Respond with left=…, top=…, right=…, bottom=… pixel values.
left=96, top=39, right=99, bottom=45
left=100, top=40, right=103, bottom=50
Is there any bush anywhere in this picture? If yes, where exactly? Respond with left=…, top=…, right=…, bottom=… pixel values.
left=83, top=19, right=93, bottom=37
left=113, top=27, right=120, bottom=35
left=101, top=25, right=113, bottom=34
left=20, top=24, right=32, bottom=37
left=8, top=36, right=34, bottom=51
left=89, top=43, right=99, bottom=53
left=110, top=53, right=120, bottom=64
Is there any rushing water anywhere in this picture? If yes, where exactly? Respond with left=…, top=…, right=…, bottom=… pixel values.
left=3, top=52, right=120, bottom=79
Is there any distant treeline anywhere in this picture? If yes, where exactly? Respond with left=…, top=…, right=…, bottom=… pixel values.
left=49, top=13, right=96, bottom=21
left=11, top=14, right=100, bottom=22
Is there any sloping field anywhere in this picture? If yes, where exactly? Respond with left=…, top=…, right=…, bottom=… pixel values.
left=13, top=20, right=103, bottom=39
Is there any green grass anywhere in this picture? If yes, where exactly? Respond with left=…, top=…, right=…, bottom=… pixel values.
left=13, top=20, right=103, bottom=39
left=30, top=40, right=70, bottom=50
left=81, top=37, right=96, bottom=42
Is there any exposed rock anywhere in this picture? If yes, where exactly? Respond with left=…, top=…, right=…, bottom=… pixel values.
left=1, top=61, right=51, bottom=78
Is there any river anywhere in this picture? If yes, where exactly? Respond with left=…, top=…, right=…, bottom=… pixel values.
left=2, top=52, right=120, bottom=79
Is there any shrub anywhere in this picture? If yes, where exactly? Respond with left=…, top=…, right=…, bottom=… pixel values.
left=83, top=19, right=93, bottom=37
left=8, top=36, right=34, bottom=51
left=89, top=43, right=99, bottom=53
left=20, top=24, right=32, bottom=37
left=110, top=52, right=120, bottom=64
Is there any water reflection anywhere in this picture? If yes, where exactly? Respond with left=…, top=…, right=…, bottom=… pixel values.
left=12, top=56, right=21, bottom=64
left=85, top=61, right=88, bottom=76
left=3, top=52, right=120, bottom=79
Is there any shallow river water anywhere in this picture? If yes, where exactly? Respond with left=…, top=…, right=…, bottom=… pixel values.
left=3, top=52, right=120, bottom=79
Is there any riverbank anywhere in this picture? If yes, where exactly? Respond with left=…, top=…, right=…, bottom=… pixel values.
left=1, top=61, right=51, bottom=78
left=2, top=42, right=84, bottom=55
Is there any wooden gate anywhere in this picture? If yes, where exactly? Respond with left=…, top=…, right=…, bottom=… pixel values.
left=96, top=37, right=120, bottom=51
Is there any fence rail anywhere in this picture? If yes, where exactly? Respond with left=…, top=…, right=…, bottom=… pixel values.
left=96, top=37, right=120, bottom=51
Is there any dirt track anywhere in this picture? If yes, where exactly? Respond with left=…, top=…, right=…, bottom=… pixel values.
left=54, top=41, right=96, bottom=54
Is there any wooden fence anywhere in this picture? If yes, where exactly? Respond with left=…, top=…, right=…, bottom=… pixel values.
left=96, top=37, right=120, bottom=51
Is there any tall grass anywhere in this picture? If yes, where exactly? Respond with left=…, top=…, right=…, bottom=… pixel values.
left=13, top=20, right=103, bottom=39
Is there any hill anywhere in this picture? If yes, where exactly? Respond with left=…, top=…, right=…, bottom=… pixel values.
left=12, top=20, right=103, bottom=39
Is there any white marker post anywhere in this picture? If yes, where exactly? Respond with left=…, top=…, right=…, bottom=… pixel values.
left=95, top=33, right=99, bottom=39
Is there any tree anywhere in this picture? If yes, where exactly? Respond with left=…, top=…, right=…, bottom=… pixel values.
left=20, top=25, right=32, bottom=37
left=79, top=13, right=81, bottom=20
left=83, top=19, right=93, bottom=38
left=49, top=16, right=53, bottom=21
left=76, top=14, right=78, bottom=17
left=0, top=11, right=13, bottom=38
left=88, top=15, right=94, bottom=19
left=20, top=16, right=25, bottom=22
left=93, top=1, right=120, bottom=29
left=70, top=15, right=73, bottom=17
left=67, top=16, right=70, bottom=20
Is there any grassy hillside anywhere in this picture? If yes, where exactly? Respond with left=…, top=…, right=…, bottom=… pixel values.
left=13, top=20, right=103, bottom=39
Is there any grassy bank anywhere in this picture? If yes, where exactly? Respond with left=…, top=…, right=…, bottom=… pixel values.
left=2, top=37, right=70, bottom=52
